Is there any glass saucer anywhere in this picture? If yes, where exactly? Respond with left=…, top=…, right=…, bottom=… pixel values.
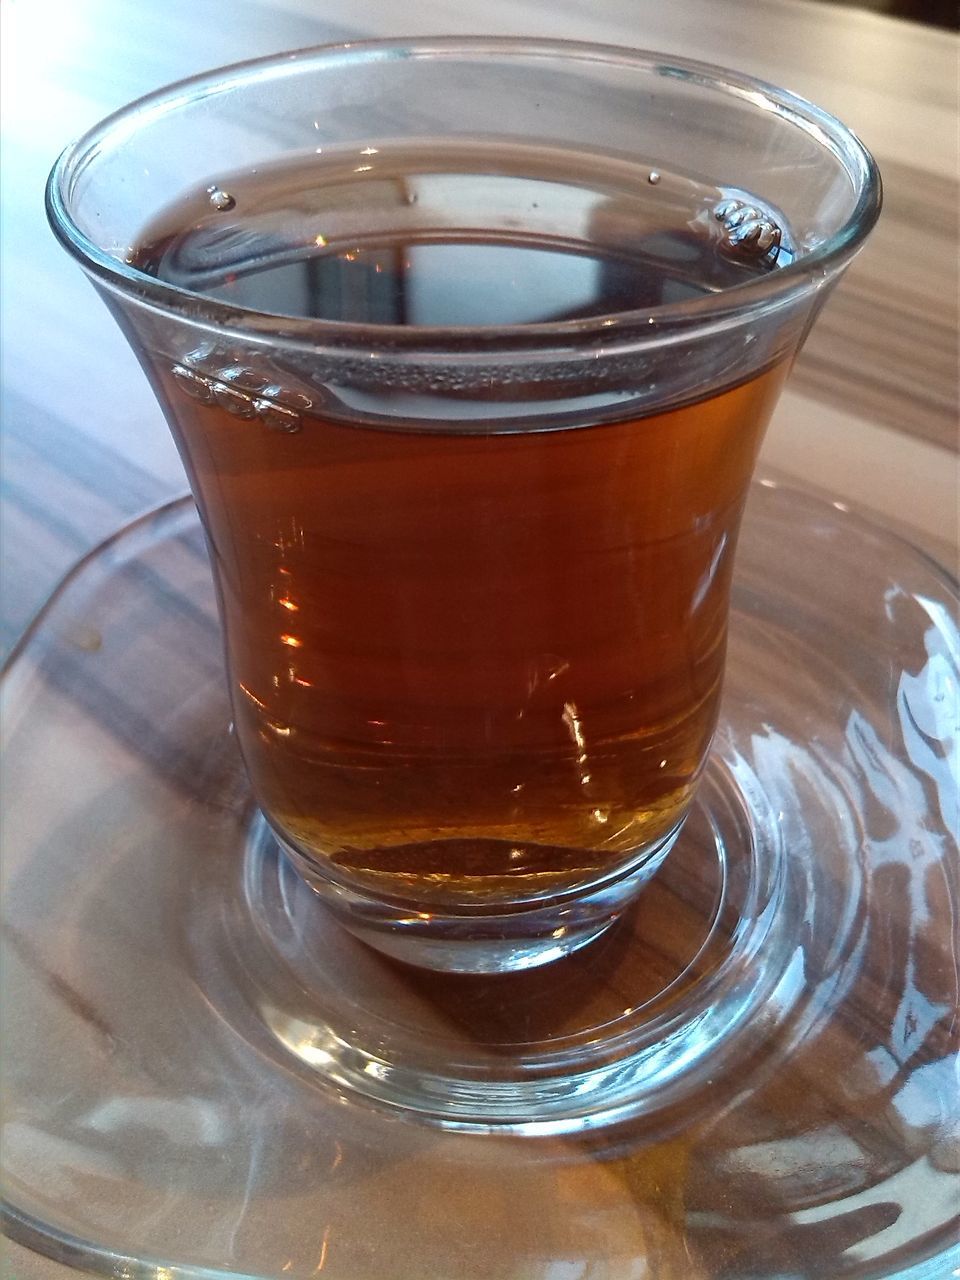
left=2, top=475, right=957, bottom=1279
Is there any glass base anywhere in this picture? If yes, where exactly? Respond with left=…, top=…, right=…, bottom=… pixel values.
left=204, top=754, right=787, bottom=1128
left=2, top=475, right=958, bottom=1278
left=273, top=818, right=682, bottom=974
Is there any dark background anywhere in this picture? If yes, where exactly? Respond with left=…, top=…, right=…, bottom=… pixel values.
left=824, top=0, right=957, bottom=29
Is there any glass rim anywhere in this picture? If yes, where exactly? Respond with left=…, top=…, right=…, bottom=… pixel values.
left=46, top=35, right=882, bottom=355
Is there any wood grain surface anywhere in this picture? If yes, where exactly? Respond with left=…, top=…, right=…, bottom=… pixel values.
left=0, top=4, right=957, bottom=1276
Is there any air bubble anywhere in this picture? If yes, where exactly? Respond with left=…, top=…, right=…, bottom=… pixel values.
left=219, top=365, right=270, bottom=392
left=261, top=385, right=313, bottom=412
left=211, top=381, right=258, bottom=418
left=171, top=365, right=214, bottom=404
left=647, top=171, right=661, bottom=185
left=207, top=187, right=236, bottom=212
left=255, top=399, right=302, bottom=433
left=713, top=194, right=786, bottom=266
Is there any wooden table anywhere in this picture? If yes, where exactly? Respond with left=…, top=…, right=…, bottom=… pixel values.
left=1, top=2, right=957, bottom=1276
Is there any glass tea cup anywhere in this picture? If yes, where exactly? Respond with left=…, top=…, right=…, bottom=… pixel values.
left=47, top=39, right=880, bottom=974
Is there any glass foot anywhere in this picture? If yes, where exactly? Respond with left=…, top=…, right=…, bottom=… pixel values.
left=272, top=817, right=682, bottom=975
left=203, top=752, right=788, bottom=1130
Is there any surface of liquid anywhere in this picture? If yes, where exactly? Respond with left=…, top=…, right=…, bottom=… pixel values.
left=131, top=145, right=791, bottom=901
left=133, top=141, right=790, bottom=328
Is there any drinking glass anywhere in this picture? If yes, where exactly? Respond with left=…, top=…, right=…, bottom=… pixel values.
left=47, top=38, right=880, bottom=975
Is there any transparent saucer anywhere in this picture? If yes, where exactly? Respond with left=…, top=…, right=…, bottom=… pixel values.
left=2, top=475, right=957, bottom=1279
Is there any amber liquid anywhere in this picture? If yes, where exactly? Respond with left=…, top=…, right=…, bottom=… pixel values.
left=132, top=145, right=790, bottom=902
